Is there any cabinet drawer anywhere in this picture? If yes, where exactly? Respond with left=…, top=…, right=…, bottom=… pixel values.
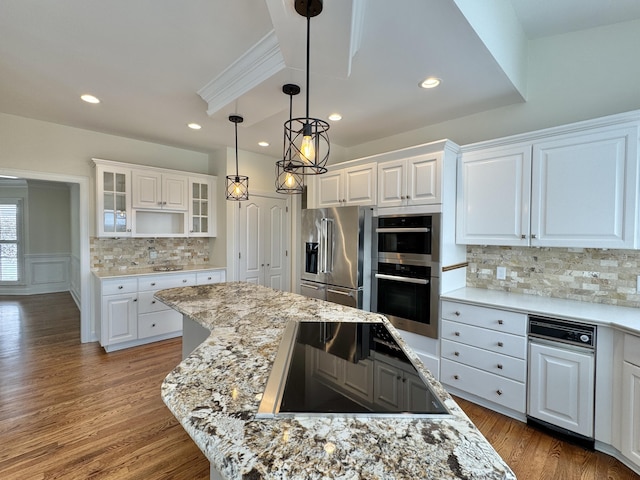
left=441, top=339, right=526, bottom=382
left=441, top=358, right=525, bottom=413
left=101, top=278, right=138, bottom=295
left=137, top=291, right=170, bottom=314
left=138, top=310, right=182, bottom=338
left=138, top=273, right=196, bottom=291
left=196, top=270, right=225, bottom=285
left=441, top=301, right=526, bottom=336
left=441, top=319, right=526, bottom=359
left=624, top=334, right=640, bottom=367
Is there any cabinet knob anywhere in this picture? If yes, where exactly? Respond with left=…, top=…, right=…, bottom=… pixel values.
left=454, top=351, right=460, bottom=357
left=531, top=234, right=537, bottom=239
left=152, top=323, right=156, bottom=327
left=267, top=263, right=270, bottom=267
left=496, top=389, right=503, bottom=396
left=182, top=279, right=187, bottom=283
left=151, top=300, right=156, bottom=304
left=118, top=285, right=123, bottom=289
left=400, top=195, right=405, bottom=200
left=396, top=375, right=402, bottom=380
left=133, top=298, right=137, bottom=302
left=207, top=277, right=212, bottom=281
left=521, top=234, right=526, bottom=239
left=151, top=282, right=156, bottom=286
left=127, top=228, right=131, bottom=232
left=261, top=264, right=265, bottom=267
left=406, top=194, right=410, bottom=199
left=498, top=319, right=504, bottom=325
left=454, top=311, right=460, bottom=316
left=497, top=364, right=503, bottom=369
left=454, top=331, right=460, bottom=337
left=342, top=199, right=346, bottom=203
left=497, top=341, right=504, bottom=347
left=453, top=375, right=459, bottom=380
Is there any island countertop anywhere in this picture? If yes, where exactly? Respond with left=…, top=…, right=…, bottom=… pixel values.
left=156, top=282, right=515, bottom=480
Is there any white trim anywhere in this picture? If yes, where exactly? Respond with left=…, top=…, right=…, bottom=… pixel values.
left=0, top=168, right=91, bottom=343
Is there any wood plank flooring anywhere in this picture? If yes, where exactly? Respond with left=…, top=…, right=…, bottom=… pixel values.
left=0, top=292, right=638, bottom=479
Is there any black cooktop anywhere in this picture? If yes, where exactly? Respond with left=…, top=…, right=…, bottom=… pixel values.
left=257, top=321, right=449, bottom=418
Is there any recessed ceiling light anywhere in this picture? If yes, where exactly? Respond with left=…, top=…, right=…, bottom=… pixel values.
left=420, top=77, right=441, bottom=89
left=328, top=113, right=342, bottom=121
left=187, top=123, right=202, bottom=130
left=258, top=141, right=269, bottom=147
left=81, top=94, right=100, bottom=104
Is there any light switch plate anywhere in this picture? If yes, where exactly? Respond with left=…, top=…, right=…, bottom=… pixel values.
left=497, top=266, right=506, bottom=280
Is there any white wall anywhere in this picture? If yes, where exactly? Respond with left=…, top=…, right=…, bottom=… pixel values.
left=27, top=181, right=71, bottom=254
left=342, top=18, right=640, bottom=161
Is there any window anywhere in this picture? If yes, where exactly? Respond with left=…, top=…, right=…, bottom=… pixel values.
left=0, top=199, right=22, bottom=283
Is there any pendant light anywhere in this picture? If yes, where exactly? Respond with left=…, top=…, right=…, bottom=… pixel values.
left=226, top=115, right=249, bottom=201
left=276, top=84, right=304, bottom=194
left=283, top=0, right=330, bottom=175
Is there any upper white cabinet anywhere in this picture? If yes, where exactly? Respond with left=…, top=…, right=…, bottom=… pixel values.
left=189, top=176, right=216, bottom=237
left=312, top=162, right=376, bottom=208
left=132, top=169, right=189, bottom=211
left=377, top=153, right=441, bottom=208
left=93, top=159, right=217, bottom=238
left=457, top=120, right=640, bottom=248
left=95, top=162, right=133, bottom=237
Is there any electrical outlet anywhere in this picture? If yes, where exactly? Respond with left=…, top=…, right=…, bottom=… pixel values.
left=149, top=250, right=158, bottom=260
left=496, top=266, right=506, bottom=280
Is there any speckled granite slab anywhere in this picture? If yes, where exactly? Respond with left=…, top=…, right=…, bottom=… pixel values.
left=156, top=282, right=515, bottom=480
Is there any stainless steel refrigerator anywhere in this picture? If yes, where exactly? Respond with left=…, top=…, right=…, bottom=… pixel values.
left=300, top=206, right=373, bottom=309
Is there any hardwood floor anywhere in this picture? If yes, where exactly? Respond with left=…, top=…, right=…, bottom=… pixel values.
left=0, top=293, right=637, bottom=479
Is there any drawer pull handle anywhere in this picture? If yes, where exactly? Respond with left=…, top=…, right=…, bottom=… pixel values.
left=152, top=323, right=156, bottom=327
left=454, top=311, right=461, bottom=316
left=453, top=375, right=459, bottom=380
left=151, top=282, right=156, bottom=286
left=497, top=364, right=503, bottom=369
left=133, top=298, right=137, bottom=302
left=151, top=300, right=156, bottom=304
left=118, top=285, right=123, bottom=289
left=183, top=279, right=187, bottom=283
left=497, top=341, right=504, bottom=347
left=207, top=277, right=212, bottom=280
left=496, top=389, right=503, bottom=396
left=454, top=351, right=460, bottom=357
left=396, top=375, right=402, bottom=380
left=498, top=319, right=504, bottom=325
left=454, top=332, right=460, bottom=337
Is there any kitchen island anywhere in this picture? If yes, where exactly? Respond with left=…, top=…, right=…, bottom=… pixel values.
left=156, top=282, right=515, bottom=480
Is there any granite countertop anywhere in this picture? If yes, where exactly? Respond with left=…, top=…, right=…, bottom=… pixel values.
left=92, top=264, right=226, bottom=279
left=156, top=282, right=515, bottom=480
left=442, top=287, right=640, bottom=335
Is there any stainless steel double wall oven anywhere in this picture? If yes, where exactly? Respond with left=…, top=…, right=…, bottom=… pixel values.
left=373, top=213, right=440, bottom=338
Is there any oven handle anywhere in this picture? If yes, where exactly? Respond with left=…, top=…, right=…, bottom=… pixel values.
left=375, top=227, right=430, bottom=234
left=375, top=273, right=429, bottom=285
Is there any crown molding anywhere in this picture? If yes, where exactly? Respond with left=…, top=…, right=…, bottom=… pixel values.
left=197, top=29, right=286, bottom=117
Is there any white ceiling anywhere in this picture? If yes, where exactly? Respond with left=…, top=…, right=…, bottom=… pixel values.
left=1, top=0, right=639, bottom=161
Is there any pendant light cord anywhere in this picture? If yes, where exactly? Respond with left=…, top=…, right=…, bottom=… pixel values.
left=234, top=120, right=239, bottom=177
left=305, top=5, right=311, bottom=123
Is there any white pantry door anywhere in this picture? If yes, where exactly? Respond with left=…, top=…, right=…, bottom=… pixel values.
left=238, top=194, right=289, bottom=290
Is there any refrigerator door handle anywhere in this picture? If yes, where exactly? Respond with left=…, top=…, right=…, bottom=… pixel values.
left=327, top=288, right=353, bottom=297
left=320, top=218, right=334, bottom=274
left=374, top=273, right=429, bottom=285
left=300, top=282, right=320, bottom=290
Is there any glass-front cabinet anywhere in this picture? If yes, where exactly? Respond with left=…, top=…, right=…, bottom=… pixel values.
left=96, top=162, right=132, bottom=237
left=189, top=176, right=216, bottom=237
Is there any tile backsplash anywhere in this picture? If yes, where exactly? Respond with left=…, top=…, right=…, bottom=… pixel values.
left=91, top=237, right=210, bottom=271
left=467, top=246, right=640, bottom=308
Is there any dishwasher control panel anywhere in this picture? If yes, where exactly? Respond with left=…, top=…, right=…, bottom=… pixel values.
left=528, top=315, right=596, bottom=349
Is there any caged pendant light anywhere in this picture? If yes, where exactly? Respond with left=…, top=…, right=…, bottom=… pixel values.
left=276, top=84, right=304, bottom=194
left=283, top=0, right=330, bottom=175
left=226, top=114, right=249, bottom=201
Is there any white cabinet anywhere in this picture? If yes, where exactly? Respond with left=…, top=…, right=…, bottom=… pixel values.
left=95, top=163, right=132, bottom=237
left=311, top=162, right=376, bottom=208
left=622, top=334, right=640, bottom=467
left=98, top=278, right=138, bottom=347
left=372, top=353, right=435, bottom=411
left=189, top=176, right=216, bottom=237
left=440, top=300, right=527, bottom=417
left=457, top=123, right=639, bottom=248
left=132, top=169, right=188, bottom=211
left=95, top=268, right=225, bottom=352
left=377, top=152, right=441, bottom=208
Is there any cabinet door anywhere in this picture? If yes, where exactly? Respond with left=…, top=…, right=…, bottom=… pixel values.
left=377, top=159, right=405, bottom=208
left=622, top=361, right=640, bottom=465
left=373, top=360, right=403, bottom=409
left=343, top=359, right=374, bottom=404
left=528, top=342, right=594, bottom=438
left=96, top=165, right=132, bottom=237
left=343, top=163, right=376, bottom=206
left=189, top=176, right=216, bottom=236
left=132, top=170, right=162, bottom=209
left=162, top=174, right=188, bottom=210
left=407, top=153, right=440, bottom=205
left=456, top=144, right=531, bottom=246
left=315, top=170, right=343, bottom=207
left=102, top=293, right=137, bottom=345
left=531, top=126, right=638, bottom=248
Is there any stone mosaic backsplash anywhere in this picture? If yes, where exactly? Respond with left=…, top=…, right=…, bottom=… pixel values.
left=91, top=237, right=210, bottom=271
left=466, top=246, right=640, bottom=308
